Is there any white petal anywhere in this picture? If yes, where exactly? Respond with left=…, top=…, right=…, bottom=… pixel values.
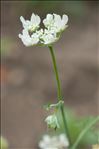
left=18, top=33, right=22, bottom=38
left=53, top=14, right=61, bottom=23
left=62, top=14, right=68, bottom=24
left=30, top=13, right=35, bottom=21
left=20, top=13, right=41, bottom=31
left=43, top=135, right=50, bottom=143
left=31, top=13, right=41, bottom=25
left=20, top=16, right=25, bottom=24
left=46, top=14, right=53, bottom=20
left=20, top=16, right=31, bottom=30
left=18, top=29, right=39, bottom=46
left=43, top=14, right=53, bottom=27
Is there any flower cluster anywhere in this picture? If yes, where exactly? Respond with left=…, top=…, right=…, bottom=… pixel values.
left=39, top=134, right=69, bottom=149
left=19, top=13, right=68, bottom=46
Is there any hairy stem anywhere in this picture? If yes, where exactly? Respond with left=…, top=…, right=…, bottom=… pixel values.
left=48, top=45, right=71, bottom=147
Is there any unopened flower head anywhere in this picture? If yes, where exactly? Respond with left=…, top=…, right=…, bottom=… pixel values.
left=19, top=13, right=68, bottom=46
left=39, top=134, right=69, bottom=149
left=45, top=114, right=60, bottom=129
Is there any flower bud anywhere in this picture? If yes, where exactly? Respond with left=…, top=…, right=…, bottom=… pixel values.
left=45, top=114, right=60, bottom=129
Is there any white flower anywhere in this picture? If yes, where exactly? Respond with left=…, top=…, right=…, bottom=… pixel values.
left=39, top=134, right=69, bottom=149
left=20, top=13, right=41, bottom=32
left=41, top=29, right=58, bottom=45
left=18, top=29, right=39, bottom=46
left=45, top=114, right=60, bottom=129
left=19, top=13, right=69, bottom=46
left=35, top=29, right=44, bottom=38
left=43, top=14, right=68, bottom=33
left=43, top=14, right=54, bottom=28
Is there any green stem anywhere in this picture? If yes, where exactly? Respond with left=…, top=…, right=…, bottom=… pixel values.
left=48, top=45, right=71, bottom=146
left=49, top=46, right=62, bottom=100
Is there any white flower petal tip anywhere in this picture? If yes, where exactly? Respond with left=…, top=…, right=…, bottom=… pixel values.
left=19, top=13, right=69, bottom=47
left=39, top=134, right=69, bottom=149
left=62, top=14, right=68, bottom=24
left=31, top=13, right=41, bottom=25
left=20, top=16, right=25, bottom=24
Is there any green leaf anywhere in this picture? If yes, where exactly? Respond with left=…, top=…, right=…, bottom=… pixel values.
left=71, top=116, right=99, bottom=149
left=0, top=136, right=8, bottom=149
left=56, top=108, right=99, bottom=148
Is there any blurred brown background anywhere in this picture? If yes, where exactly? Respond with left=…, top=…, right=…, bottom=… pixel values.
left=1, top=1, right=99, bottom=149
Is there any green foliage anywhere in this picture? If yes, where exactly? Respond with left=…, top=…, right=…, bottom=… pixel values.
left=56, top=108, right=99, bottom=148
left=0, top=137, right=8, bottom=149
left=30, top=1, right=86, bottom=18
left=1, top=37, right=14, bottom=57
left=63, top=1, right=86, bottom=17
